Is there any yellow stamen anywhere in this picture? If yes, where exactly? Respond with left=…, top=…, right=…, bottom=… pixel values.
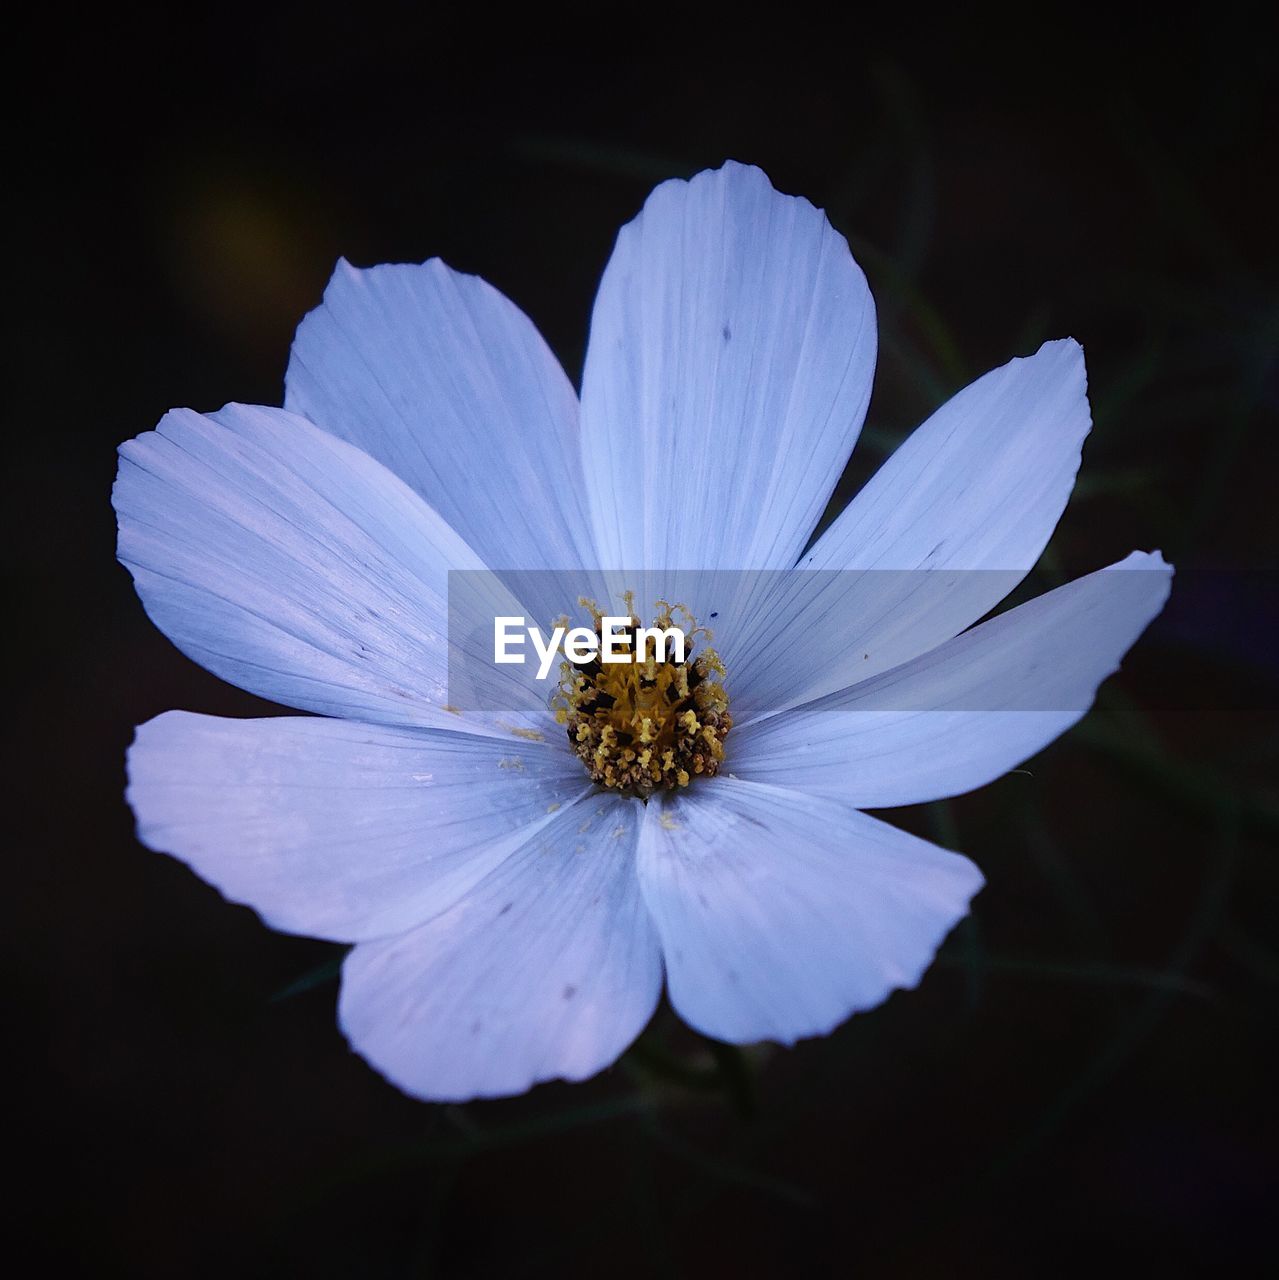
left=551, top=598, right=732, bottom=797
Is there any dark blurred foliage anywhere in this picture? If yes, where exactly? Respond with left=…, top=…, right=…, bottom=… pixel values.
left=6, top=5, right=1277, bottom=1276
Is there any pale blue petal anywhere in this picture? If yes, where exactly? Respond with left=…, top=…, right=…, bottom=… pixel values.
left=339, top=793, right=660, bottom=1101
left=729, top=551, right=1172, bottom=806
left=726, top=340, right=1093, bottom=719
left=636, top=780, right=982, bottom=1045
left=806, top=338, right=1090, bottom=573
left=285, top=258, right=598, bottom=574
left=114, top=403, right=552, bottom=737
left=579, top=161, right=876, bottom=572
left=127, top=712, right=589, bottom=942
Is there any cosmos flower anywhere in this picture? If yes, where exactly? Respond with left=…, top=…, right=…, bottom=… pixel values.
left=115, top=163, right=1171, bottom=1101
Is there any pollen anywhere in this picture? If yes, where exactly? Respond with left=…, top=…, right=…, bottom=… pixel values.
left=552, top=595, right=732, bottom=797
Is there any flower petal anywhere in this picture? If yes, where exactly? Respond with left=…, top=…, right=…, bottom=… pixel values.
left=726, top=339, right=1093, bottom=718
left=339, top=792, right=660, bottom=1101
left=636, top=779, right=982, bottom=1045
left=114, top=403, right=550, bottom=736
left=127, top=712, right=590, bottom=942
left=806, top=338, right=1090, bottom=573
left=579, top=162, right=876, bottom=571
left=285, top=258, right=598, bottom=573
left=728, top=552, right=1172, bottom=806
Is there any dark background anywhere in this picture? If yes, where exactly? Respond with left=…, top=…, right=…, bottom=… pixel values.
left=9, top=7, right=1277, bottom=1276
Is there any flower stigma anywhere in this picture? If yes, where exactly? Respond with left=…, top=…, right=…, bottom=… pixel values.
left=552, top=593, right=732, bottom=797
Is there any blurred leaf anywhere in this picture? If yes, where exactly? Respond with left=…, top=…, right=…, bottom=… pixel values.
left=511, top=136, right=695, bottom=183
left=1070, top=467, right=1154, bottom=500
left=704, top=1038, right=758, bottom=1121
left=325, top=1095, right=657, bottom=1186
left=1220, top=922, right=1279, bottom=986
left=927, top=800, right=984, bottom=1009
left=270, top=951, right=345, bottom=1003
left=1074, top=717, right=1279, bottom=841
left=623, top=1037, right=724, bottom=1094
left=938, top=800, right=1244, bottom=1214
left=870, top=61, right=935, bottom=282
left=648, top=1122, right=814, bottom=1208
left=934, top=951, right=1214, bottom=1001
left=845, top=231, right=967, bottom=391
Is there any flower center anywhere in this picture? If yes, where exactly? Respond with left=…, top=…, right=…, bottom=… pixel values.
left=552, top=595, right=732, bottom=797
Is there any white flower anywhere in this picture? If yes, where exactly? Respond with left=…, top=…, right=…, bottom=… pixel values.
left=114, top=162, right=1171, bottom=1101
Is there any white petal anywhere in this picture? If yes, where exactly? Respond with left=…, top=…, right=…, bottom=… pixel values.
left=579, top=162, right=876, bottom=572
left=285, top=258, right=598, bottom=574
left=806, top=338, right=1090, bottom=573
left=726, top=340, right=1093, bottom=718
left=114, top=403, right=550, bottom=737
left=729, top=552, right=1172, bottom=806
left=637, top=780, right=982, bottom=1045
left=339, top=793, right=661, bottom=1101
left=127, top=712, right=590, bottom=942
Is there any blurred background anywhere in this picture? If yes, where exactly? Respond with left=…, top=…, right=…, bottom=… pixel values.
left=8, top=7, right=1277, bottom=1275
